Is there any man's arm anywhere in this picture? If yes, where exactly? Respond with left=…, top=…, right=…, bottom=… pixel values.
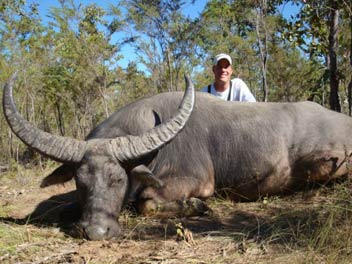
left=241, top=86, right=256, bottom=102
left=232, top=78, right=256, bottom=102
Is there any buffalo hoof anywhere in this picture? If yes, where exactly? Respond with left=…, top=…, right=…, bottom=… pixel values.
left=179, top=197, right=213, bottom=217
left=137, top=199, right=159, bottom=215
left=137, top=197, right=213, bottom=217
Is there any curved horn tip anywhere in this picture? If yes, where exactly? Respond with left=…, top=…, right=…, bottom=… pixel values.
left=3, top=72, right=19, bottom=114
left=7, top=71, right=19, bottom=84
left=183, top=74, right=191, bottom=85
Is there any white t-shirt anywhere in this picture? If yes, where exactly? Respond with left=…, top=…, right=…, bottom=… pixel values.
left=200, top=78, right=256, bottom=102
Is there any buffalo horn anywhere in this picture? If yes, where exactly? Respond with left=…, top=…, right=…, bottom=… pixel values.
left=108, top=75, right=195, bottom=161
left=3, top=73, right=87, bottom=163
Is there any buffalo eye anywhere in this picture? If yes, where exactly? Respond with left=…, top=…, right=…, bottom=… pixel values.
left=108, top=176, right=124, bottom=187
left=106, top=169, right=124, bottom=187
left=104, top=163, right=125, bottom=187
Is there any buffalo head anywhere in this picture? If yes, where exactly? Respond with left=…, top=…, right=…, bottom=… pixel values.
left=3, top=74, right=195, bottom=240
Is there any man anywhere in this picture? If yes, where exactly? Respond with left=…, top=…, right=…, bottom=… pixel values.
left=201, top=53, right=256, bottom=102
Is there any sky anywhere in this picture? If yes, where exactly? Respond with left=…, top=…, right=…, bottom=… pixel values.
left=36, top=0, right=208, bottom=20
left=31, top=0, right=300, bottom=70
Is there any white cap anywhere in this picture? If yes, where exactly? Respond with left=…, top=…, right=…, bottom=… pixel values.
left=213, top=53, right=232, bottom=65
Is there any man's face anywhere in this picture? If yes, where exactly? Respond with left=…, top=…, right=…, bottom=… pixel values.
left=212, top=59, right=233, bottom=84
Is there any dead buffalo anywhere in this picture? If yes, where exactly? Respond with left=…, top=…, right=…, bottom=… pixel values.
left=3, top=74, right=352, bottom=240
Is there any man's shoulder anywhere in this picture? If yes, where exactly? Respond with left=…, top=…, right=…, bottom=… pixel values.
left=231, top=78, right=248, bottom=89
left=231, top=77, right=245, bottom=84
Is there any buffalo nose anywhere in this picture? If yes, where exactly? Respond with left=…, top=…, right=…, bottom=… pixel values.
left=81, top=222, right=121, bottom=240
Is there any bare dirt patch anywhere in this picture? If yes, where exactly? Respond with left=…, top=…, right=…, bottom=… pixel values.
left=1, top=166, right=352, bottom=263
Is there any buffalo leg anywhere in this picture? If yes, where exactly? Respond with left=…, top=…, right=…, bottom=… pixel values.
left=136, top=176, right=214, bottom=217
left=294, top=150, right=352, bottom=183
left=137, top=197, right=212, bottom=217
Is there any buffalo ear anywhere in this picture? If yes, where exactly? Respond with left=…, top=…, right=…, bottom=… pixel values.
left=40, top=164, right=75, bottom=188
left=127, top=164, right=164, bottom=202
left=130, top=164, right=164, bottom=188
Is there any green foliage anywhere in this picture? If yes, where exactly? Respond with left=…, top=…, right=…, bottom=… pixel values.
left=0, top=1, right=351, bottom=262
left=280, top=0, right=352, bottom=111
left=267, top=45, right=325, bottom=102
left=281, top=1, right=330, bottom=58
left=0, top=0, right=128, bottom=163
left=122, top=0, right=200, bottom=92
left=197, top=0, right=291, bottom=100
left=0, top=0, right=351, bottom=165
left=112, top=62, right=153, bottom=108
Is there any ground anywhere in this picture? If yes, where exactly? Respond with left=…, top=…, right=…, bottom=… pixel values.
left=1, top=164, right=352, bottom=264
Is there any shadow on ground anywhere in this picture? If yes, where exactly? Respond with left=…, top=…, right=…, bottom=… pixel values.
left=0, top=190, right=79, bottom=233
left=0, top=189, right=339, bottom=247
left=126, top=205, right=322, bottom=247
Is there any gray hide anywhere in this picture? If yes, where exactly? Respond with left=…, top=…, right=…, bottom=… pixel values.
left=4, top=74, right=352, bottom=240
left=88, top=93, right=352, bottom=201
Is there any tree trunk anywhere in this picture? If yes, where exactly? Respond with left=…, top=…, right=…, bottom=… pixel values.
left=255, top=0, right=268, bottom=102
left=348, top=17, right=352, bottom=116
left=328, top=1, right=340, bottom=112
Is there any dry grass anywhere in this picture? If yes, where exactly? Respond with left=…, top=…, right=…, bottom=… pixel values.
left=1, top=164, right=352, bottom=263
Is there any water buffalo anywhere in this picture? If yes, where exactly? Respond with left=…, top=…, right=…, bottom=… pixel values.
left=3, top=74, right=352, bottom=240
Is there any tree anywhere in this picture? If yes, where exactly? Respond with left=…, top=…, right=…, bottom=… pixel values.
left=339, top=1, right=352, bottom=114
left=121, top=0, right=200, bottom=92
left=328, top=0, right=340, bottom=111
left=113, top=61, right=152, bottom=107
left=282, top=0, right=352, bottom=112
left=44, top=1, right=125, bottom=138
left=0, top=0, right=47, bottom=163
left=0, top=1, right=127, bottom=163
left=267, top=45, right=324, bottom=102
left=348, top=17, right=352, bottom=115
left=198, top=0, right=287, bottom=101
left=255, top=0, right=270, bottom=101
